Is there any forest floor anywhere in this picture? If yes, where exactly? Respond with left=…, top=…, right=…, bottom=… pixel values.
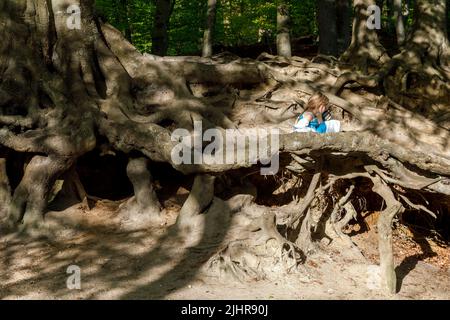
left=0, top=188, right=449, bottom=300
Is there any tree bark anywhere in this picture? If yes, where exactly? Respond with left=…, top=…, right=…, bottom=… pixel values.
left=340, top=0, right=390, bottom=70
left=277, top=0, right=292, bottom=58
left=0, top=2, right=449, bottom=285
left=0, top=157, right=11, bottom=217
left=392, top=0, right=405, bottom=46
left=371, top=175, right=403, bottom=294
left=408, top=0, right=449, bottom=65
left=177, top=174, right=215, bottom=226
left=336, top=0, right=352, bottom=54
left=152, top=0, right=174, bottom=56
left=318, top=0, right=338, bottom=56
left=8, top=156, right=72, bottom=227
left=202, top=0, right=217, bottom=58
left=126, top=157, right=161, bottom=215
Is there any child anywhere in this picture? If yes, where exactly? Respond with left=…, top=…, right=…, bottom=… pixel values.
left=293, top=92, right=341, bottom=133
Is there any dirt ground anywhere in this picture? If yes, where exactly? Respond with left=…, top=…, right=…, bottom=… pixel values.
left=0, top=193, right=449, bottom=300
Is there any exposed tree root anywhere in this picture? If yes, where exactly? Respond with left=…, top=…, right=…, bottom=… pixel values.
left=56, top=165, right=90, bottom=210
left=7, top=155, right=72, bottom=229
left=176, top=174, right=216, bottom=228
left=205, top=199, right=304, bottom=282
left=118, top=157, right=163, bottom=228
left=0, top=156, right=10, bottom=218
left=0, top=0, right=449, bottom=294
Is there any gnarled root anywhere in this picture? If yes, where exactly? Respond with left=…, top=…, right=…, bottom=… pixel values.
left=7, top=155, right=72, bottom=230
left=206, top=195, right=305, bottom=282
left=371, top=175, right=405, bottom=294
left=118, top=157, right=163, bottom=228
left=324, top=184, right=366, bottom=261
left=176, top=174, right=216, bottom=228
left=0, top=157, right=11, bottom=219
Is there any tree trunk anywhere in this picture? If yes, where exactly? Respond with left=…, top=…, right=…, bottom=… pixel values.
left=277, top=0, right=292, bottom=58
left=378, top=0, right=449, bottom=100
left=120, top=0, right=133, bottom=43
left=202, top=0, right=217, bottom=58
left=152, top=0, right=173, bottom=56
left=340, top=0, right=390, bottom=71
left=392, top=0, right=405, bottom=46
left=318, top=0, right=338, bottom=56
left=336, top=0, right=352, bottom=54
left=408, top=0, right=449, bottom=65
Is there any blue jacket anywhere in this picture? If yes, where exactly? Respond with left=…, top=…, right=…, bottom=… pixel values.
left=295, top=111, right=328, bottom=133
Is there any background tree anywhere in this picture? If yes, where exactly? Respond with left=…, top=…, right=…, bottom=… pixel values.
left=119, top=0, right=133, bottom=42
left=276, top=0, right=292, bottom=57
left=336, top=0, right=351, bottom=54
left=317, top=0, right=338, bottom=56
left=340, top=0, right=390, bottom=71
left=202, top=0, right=217, bottom=57
left=392, top=0, right=405, bottom=46
left=152, top=0, right=175, bottom=56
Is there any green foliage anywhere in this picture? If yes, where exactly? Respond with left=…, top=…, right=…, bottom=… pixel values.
left=215, top=0, right=277, bottom=47
left=289, top=0, right=317, bottom=39
left=168, top=0, right=207, bottom=55
left=95, top=0, right=154, bottom=52
left=95, top=0, right=320, bottom=55
left=94, top=0, right=449, bottom=56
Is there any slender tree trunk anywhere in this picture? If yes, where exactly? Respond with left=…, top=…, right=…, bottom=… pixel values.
left=318, top=0, right=338, bottom=56
left=336, top=0, right=351, bottom=54
left=202, top=0, right=217, bottom=58
left=392, top=0, right=405, bottom=46
left=277, top=0, right=292, bottom=58
left=119, top=0, right=133, bottom=43
left=152, top=0, right=173, bottom=56
left=386, top=0, right=394, bottom=29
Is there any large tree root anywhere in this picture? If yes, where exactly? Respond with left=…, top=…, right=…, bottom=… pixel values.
left=118, top=157, right=163, bottom=228
left=7, top=155, right=72, bottom=229
left=371, top=175, right=404, bottom=294
left=205, top=200, right=304, bottom=282
left=176, top=174, right=216, bottom=228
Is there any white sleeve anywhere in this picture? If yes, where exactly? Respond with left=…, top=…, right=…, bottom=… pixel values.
left=324, top=120, right=341, bottom=133
left=294, top=117, right=310, bottom=129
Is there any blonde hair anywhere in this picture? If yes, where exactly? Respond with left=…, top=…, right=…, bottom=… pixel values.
left=305, top=92, right=329, bottom=115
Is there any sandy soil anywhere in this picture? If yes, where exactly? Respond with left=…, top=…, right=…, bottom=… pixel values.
left=0, top=196, right=449, bottom=300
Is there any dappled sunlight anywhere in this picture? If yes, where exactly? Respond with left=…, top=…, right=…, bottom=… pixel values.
left=0, top=0, right=449, bottom=300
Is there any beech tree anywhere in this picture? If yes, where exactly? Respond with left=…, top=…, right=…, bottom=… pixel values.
left=152, top=0, right=174, bottom=56
left=0, top=0, right=449, bottom=295
left=336, top=0, right=351, bottom=54
left=276, top=0, right=292, bottom=57
left=317, top=0, right=338, bottom=56
left=340, top=0, right=390, bottom=70
left=202, top=0, right=217, bottom=58
left=392, top=0, right=405, bottom=46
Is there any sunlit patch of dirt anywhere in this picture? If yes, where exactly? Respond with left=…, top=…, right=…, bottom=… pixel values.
left=0, top=197, right=449, bottom=299
left=349, top=211, right=450, bottom=271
